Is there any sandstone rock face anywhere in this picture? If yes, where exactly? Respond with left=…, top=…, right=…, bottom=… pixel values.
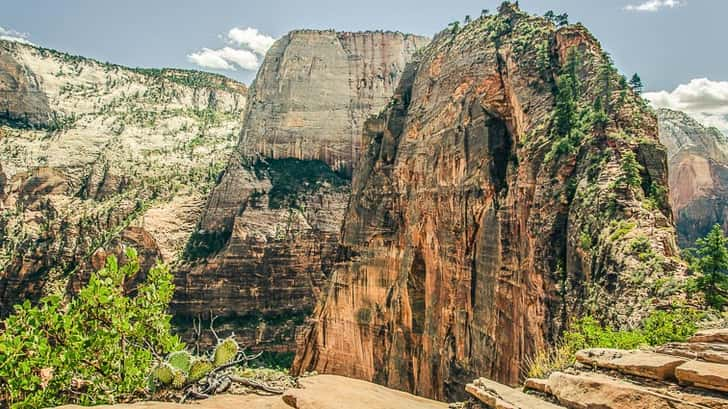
left=658, top=108, right=728, bottom=246
left=0, top=44, right=52, bottom=127
left=690, top=328, right=728, bottom=344
left=466, top=378, right=565, bottom=409
left=173, top=31, right=428, bottom=352
left=293, top=6, right=685, bottom=400
left=0, top=39, right=246, bottom=315
left=675, top=361, right=728, bottom=393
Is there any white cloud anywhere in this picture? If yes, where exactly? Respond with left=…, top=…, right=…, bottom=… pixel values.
left=645, top=78, right=728, bottom=133
left=226, top=27, right=275, bottom=56
left=0, top=26, right=35, bottom=45
left=187, top=26, right=275, bottom=72
left=624, top=0, right=684, bottom=12
left=187, top=47, right=259, bottom=71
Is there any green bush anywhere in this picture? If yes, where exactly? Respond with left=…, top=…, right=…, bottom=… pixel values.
left=688, top=224, right=728, bottom=309
left=0, top=249, right=182, bottom=408
left=527, top=308, right=701, bottom=378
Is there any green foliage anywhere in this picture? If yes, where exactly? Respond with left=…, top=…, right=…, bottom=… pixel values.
left=0, top=249, right=182, bottom=408
left=579, top=231, right=592, bottom=251
left=253, top=158, right=349, bottom=209
left=629, top=73, right=644, bottom=95
left=689, top=224, right=728, bottom=309
left=527, top=308, right=701, bottom=378
left=619, top=151, right=644, bottom=188
left=152, top=364, right=174, bottom=386
left=183, top=229, right=232, bottom=260
left=609, top=220, right=636, bottom=241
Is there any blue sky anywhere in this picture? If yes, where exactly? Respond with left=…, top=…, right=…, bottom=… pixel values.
left=3, top=0, right=727, bottom=131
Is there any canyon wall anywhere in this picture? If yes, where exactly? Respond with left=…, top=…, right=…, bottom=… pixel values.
left=0, top=40, right=246, bottom=314
left=293, top=5, right=685, bottom=400
left=657, top=108, right=728, bottom=246
left=172, top=31, right=428, bottom=351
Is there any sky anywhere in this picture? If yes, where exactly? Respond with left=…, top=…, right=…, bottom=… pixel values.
left=2, top=0, right=727, bottom=131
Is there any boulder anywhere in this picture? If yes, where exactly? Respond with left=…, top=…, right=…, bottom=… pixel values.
left=575, top=348, right=687, bottom=380
left=675, top=360, right=728, bottom=393
left=690, top=329, right=728, bottom=344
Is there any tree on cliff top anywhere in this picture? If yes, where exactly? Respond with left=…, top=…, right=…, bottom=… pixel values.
left=0, top=249, right=183, bottom=408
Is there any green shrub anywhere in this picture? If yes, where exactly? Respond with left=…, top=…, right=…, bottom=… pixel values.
left=688, top=224, right=728, bottom=309
left=0, top=249, right=182, bottom=408
left=527, top=308, right=701, bottom=378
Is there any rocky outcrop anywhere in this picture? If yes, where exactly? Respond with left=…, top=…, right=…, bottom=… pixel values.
left=293, top=5, right=685, bottom=400
left=0, top=43, right=52, bottom=127
left=173, top=31, right=428, bottom=352
left=658, top=108, right=728, bottom=246
left=0, top=39, right=246, bottom=315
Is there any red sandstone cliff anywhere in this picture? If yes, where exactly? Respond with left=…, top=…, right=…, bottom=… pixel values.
left=172, top=31, right=428, bottom=351
left=293, top=5, right=685, bottom=400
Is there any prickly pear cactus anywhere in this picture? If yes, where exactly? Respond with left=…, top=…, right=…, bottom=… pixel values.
left=213, top=337, right=239, bottom=366
left=172, top=369, right=187, bottom=389
left=188, top=358, right=214, bottom=382
left=167, top=350, right=193, bottom=373
left=152, top=363, right=175, bottom=385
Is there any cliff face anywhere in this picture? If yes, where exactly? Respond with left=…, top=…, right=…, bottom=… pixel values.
left=0, top=40, right=246, bottom=314
left=657, top=108, right=728, bottom=246
left=293, top=6, right=684, bottom=400
left=173, top=31, right=428, bottom=352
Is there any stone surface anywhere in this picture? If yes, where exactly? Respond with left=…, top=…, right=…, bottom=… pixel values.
left=55, top=395, right=289, bottom=409
left=0, top=39, right=246, bottom=315
left=294, top=6, right=685, bottom=400
left=282, top=375, right=448, bottom=409
left=546, top=372, right=705, bottom=409
left=690, top=329, right=728, bottom=344
left=173, top=30, right=428, bottom=351
left=466, top=378, right=564, bottom=409
left=658, top=108, right=728, bottom=246
left=657, top=342, right=728, bottom=364
left=675, top=360, right=728, bottom=393
left=575, top=348, right=687, bottom=380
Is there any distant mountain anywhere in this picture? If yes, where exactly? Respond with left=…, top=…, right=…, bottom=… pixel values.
left=0, top=39, right=247, bottom=314
left=657, top=108, right=728, bottom=246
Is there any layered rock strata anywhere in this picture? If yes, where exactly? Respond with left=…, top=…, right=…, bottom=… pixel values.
left=0, top=39, right=246, bottom=314
left=657, top=108, right=728, bottom=246
left=293, top=5, right=685, bottom=400
left=173, top=31, right=428, bottom=351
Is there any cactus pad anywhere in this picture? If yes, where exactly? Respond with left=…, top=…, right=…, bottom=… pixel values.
left=152, top=363, right=174, bottom=385
left=213, top=337, right=239, bottom=366
left=188, top=358, right=214, bottom=382
left=167, top=350, right=193, bottom=373
left=172, top=369, right=187, bottom=389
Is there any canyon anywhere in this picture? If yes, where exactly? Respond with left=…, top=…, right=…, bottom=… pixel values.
left=1, top=2, right=728, bottom=406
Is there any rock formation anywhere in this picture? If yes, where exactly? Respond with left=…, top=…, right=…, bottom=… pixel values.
left=0, top=39, right=246, bottom=315
left=657, top=108, right=728, bottom=246
left=293, top=5, right=685, bottom=400
left=173, top=30, right=428, bottom=352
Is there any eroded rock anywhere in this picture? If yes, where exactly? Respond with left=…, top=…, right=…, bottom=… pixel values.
left=675, top=360, right=728, bottom=393
left=575, top=348, right=687, bottom=380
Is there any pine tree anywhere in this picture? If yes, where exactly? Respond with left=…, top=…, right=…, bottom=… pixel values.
left=629, top=73, right=644, bottom=95
left=692, top=224, right=728, bottom=309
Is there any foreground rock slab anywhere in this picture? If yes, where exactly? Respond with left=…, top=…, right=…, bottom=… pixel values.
left=465, top=378, right=565, bottom=409
left=57, top=394, right=289, bottom=409
left=575, top=348, right=687, bottom=380
left=282, top=375, right=448, bottom=409
left=546, top=372, right=706, bottom=409
left=690, top=329, right=728, bottom=344
left=657, top=342, right=728, bottom=364
left=675, top=360, right=728, bottom=393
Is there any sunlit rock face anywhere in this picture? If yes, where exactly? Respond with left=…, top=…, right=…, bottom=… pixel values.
left=172, top=30, right=429, bottom=352
left=657, top=108, right=728, bottom=247
left=0, top=39, right=247, bottom=315
left=294, top=5, right=685, bottom=401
